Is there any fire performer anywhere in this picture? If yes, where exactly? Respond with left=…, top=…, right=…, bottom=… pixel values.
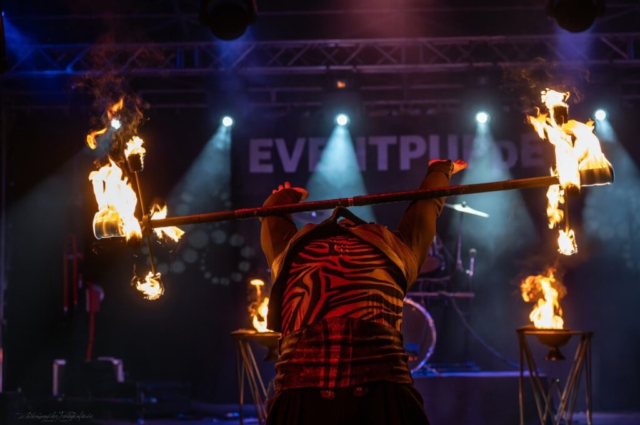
left=260, top=158, right=467, bottom=424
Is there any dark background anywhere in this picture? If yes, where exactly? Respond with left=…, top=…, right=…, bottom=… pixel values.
left=1, top=0, right=640, bottom=414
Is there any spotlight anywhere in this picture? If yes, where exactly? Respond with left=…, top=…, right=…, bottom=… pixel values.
left=547, top=0, right=605, bottom=33
left=595, top=109, right=607, bottom=121
left=335, top=114, right=349, bottom=126
left=222, top=116, right=234, bottom=127
left=475, top=111, right=489, bottom=124
left=110, top=118, right=121, bottom=130
left=199, top=0, right=257, bottom=40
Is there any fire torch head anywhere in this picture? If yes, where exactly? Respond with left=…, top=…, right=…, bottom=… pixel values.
left=127, top=153, right=144, bottom=173
left=93, top=212, right=125, bottom=239
left=552, top=104, right=569, bottom=126
left=579, top=164, right=615, bottom=186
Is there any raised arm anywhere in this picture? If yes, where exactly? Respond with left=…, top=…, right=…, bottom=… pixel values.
left=260, top=182, right=308, bottom=268
left=394, top=159, right=467, bottom=271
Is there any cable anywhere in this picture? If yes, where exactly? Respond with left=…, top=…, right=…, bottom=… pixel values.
left=441, top=292, right=520, bottom=369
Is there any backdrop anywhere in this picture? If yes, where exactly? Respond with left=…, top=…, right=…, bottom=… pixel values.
left=5, top=102, right=639, bottom=410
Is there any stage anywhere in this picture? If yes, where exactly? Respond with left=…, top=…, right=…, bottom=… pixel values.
left=100, top=412, right=640, bottom=425
left=15, top=408, right=639, bottom=425
left=2, top=1, right=640, bottom=424
left=7, top=371, right=640, bottom=425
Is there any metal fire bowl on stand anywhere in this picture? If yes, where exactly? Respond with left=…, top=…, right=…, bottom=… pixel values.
left=231, top=329, right=281, bottom=361
left=519, top=325, right=573, bottom=361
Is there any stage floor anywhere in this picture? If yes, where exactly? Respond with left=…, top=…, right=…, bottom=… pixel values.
left=89, top=412, right=640, bottom=425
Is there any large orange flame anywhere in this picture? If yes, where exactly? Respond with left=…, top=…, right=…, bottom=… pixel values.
left=520, top=267, right=566, bottom=329
left=249, top=279, right=270, bottom=332
left=87, top=98, right=182, bottom=301
left=527, top=89, right=612, bottom=255
left=89, top=159, right=141, bottom=240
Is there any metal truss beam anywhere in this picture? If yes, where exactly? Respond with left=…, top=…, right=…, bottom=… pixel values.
left=3, top=34, right=640, bottom=113
left=4, top=34, right=640, bottom=78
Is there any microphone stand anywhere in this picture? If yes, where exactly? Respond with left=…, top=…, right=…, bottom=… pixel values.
left=453, top=202, right=477, bottom=293
left=455, top=203, right=466, bottom=273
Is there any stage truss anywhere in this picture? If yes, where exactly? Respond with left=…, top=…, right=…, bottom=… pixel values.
left=2, top=2, right=640, bottom=112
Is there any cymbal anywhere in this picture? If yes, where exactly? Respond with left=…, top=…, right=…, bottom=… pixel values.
left=444, top=202, right=489, bottom=218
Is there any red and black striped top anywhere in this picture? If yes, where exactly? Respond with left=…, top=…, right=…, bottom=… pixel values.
left=282, top=227, right=406, bottom=336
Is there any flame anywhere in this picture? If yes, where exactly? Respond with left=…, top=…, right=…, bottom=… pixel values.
left=564, top=119, right=612, bottom=174
left=249, top=279, right=270, bottom=332
left=150, top=204, right=185, bottom=242
left=86, top=98, right=125, bottom=149
left=546, top=184, right=564, bottom=227
left=557, top=229, right=577, bottom=256
left=133, top=271, right=164, bottom=300
left=89, top=159, right=141, bottom=240
left=253, top=298, right=270, bottom=332
left=108, top=97, right=124, bottom=119
left=527, top=89, right=612, bottom=255
left=87, top=128, right=108, bottom=150
left=125, top=136, right=146, bottom=160
left=251, top=278, right=264, bottom=291
left=86, top=98, right=178, bottom=300
left=521, top=267, right=566, bottom=329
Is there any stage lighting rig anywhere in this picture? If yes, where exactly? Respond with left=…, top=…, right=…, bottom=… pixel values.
left=335, top=114, right=350, bottom=126
left=222, top=116, right=234, bottom=127
left=594, top=109, right=606, bottom=121
left=200, top=0, right=257, bottom=40
left=475, top=111, right=489, bottom=124
left=547, top=0, right=605, bottom=33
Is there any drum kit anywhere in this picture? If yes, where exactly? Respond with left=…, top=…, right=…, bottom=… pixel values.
left=402, top=201, right=489, bottom=373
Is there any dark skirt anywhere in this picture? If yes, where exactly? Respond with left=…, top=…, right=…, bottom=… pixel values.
left=266, top=381, right=431, bottom=425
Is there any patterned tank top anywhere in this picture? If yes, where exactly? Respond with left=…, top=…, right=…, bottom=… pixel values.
left=281, top=227, right=406, bottom=336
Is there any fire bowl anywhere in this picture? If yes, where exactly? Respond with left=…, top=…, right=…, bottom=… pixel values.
left=231, top=329, right=281, bottom=361
left=519, top=326, right=573, bottom=361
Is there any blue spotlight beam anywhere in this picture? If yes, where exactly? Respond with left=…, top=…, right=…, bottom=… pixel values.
left=147, top=168, right=613, bottom=229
